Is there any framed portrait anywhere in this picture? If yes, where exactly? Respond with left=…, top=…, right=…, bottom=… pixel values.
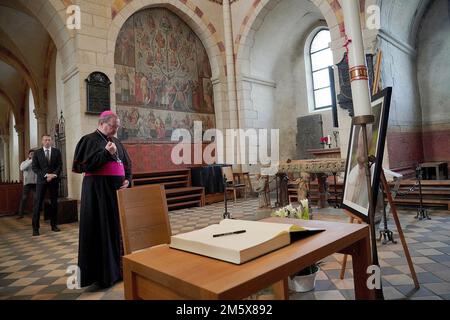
left=341, top=87, right=392, bottom=222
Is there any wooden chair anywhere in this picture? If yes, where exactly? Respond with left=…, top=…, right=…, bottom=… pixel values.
left=117, top=184, right=172, bottom=255
left=222, top=166, right=247, bottom=203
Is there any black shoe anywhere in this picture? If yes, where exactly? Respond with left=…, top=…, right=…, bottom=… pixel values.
left=51, top=226, right=61, bottom=232
left=33, top=229, right=40, bottom=236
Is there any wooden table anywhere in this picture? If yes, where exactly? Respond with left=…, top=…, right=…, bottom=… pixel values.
left=123, top=218, right=375, bottom=300
left=420, top=162, right=448, bottom=180
left=307, top=147, right=342, bottom=159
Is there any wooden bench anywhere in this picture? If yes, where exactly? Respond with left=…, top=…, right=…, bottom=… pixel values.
left=131, top=169, right=205, bottom=211
left=388, top=179, right=450, bottom=210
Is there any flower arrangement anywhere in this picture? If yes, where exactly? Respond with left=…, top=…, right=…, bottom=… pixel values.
left=320, top=135, right=332, bottom=148
left=272, top=199, right=321, bottom=293
left=272, top=200, right=310, bottom=220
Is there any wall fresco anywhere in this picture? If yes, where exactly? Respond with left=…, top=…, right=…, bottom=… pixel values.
left=114, top=8, right=215, bottom=142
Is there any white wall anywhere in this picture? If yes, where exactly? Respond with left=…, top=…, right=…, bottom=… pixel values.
left=376, top=0, right=425, bottom=168
left=378, top=0, right=423, bottom=128
left=244, top=0, right=333, bottom=160
left=417, top=0, right=450, bottom=126
left=378, top=37, right=421, bottom=129
left=55, top=53, right=64, bottom=121
left=28, top=89, right=38, bottom=149
left=9, top=112, right=19, bottom=181
left=47, top=51, right=58, bottom=138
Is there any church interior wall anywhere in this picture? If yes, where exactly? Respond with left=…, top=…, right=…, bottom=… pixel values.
left=417, top=0, right=450, bottom=164
left=113, top=6, right=217, bottom=173
left=378, top=0, right=450, bottom=171
left=47, top=50, right=59, bottom=137
left=237, top=0, right=336, bottom=166
left=24, top=92, right=30, bottom=153
left=1, top=0, right=449, bottom=201
left=380, top=38, right=424, bottom=169
left=378, top=0, right=425, bottom=170
left=8, top=112, right=19, bottom=181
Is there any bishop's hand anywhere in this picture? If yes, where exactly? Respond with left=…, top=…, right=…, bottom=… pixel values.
left=120, top=180, right=130, bottom=189
left=105, top=141, right=117, bottom=155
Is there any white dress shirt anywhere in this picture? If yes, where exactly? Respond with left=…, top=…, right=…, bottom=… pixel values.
left=43, top=147, right=52, bottom=161
left=20, top=159, right=37, bottom=185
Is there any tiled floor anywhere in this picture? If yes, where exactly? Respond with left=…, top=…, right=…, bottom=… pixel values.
left=1, top=198, right=449, bottom=300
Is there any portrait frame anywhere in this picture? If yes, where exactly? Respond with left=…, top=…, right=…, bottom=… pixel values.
left=341, top=87, right=392, bottom=223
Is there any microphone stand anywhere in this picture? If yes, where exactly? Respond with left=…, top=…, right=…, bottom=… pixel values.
left=378, top=185, right=396, bottom=245
left=415, top=164, right=430, bottom=221
left=223, top=174, right=231, bottom=219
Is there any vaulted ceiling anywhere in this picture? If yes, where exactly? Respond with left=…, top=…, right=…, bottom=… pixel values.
left=0, top=1, right=53, bottom=132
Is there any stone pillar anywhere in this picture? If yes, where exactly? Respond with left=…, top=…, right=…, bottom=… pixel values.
left=0, top=135, right=10, bottom=181
left=34, top=109, right=48, bottom=139
left=14, top=124, right=25, bottom=181
left=14, top=124, right=25, bottom=162
left=223, top=0, right=242, bottom=168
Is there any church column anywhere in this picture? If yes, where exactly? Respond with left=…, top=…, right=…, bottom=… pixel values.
left=14, top=124, right=25, bottom=181
left=1, top=135, right=10, bottom=181
left=223, top=0, right=239, bottom=127
left=34, top=109, right=48, bottom=139
left=223, top=0, right=242, bottom=167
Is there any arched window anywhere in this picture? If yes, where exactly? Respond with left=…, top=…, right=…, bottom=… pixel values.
left=306, top=28, right=333, bottom=111
left=28, top=89, right=38, bottom=149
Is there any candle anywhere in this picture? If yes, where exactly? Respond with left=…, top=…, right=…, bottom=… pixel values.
left=342, top=0, right=372, bottom=117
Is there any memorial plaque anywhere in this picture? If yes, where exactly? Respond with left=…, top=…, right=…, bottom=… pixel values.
left=336, top=53, right=374, bottom=117
left=85, top=72, right=111, bottom=114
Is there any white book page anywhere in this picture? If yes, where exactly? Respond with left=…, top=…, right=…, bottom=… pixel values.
left=171, top=219, right=297, bottom=251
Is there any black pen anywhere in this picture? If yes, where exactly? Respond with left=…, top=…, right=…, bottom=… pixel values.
left=213, top=230, right=246, bottom=238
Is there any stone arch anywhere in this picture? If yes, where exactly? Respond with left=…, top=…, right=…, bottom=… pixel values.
left=17, top=0, right=76, bottom=69
left=235, top=0, right=341, bottom=64
left=0, top=46, right=40, bottom=117
left=107, top=0, right=223, bottom=81
left=232, top=0, right=349, bottom=164
left=0, top=87, right=17, bottom=121
left=408, top=0, right=434, bottom=48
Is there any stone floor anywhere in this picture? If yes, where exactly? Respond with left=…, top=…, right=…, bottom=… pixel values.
left=1, top=198, right=449, bottom=300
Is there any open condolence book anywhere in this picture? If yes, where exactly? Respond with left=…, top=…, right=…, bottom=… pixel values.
left=169, top=219, right=324, bottom=264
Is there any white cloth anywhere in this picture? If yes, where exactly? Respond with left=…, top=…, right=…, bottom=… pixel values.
left=20, top=159, right=37, bottom=185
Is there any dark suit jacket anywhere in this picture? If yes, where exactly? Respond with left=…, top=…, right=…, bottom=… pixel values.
left=32, top=147, right=63, bottom=184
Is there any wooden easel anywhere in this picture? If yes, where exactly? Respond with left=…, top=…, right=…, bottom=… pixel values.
left=339, top=50, right=418, bottom=288
left=340, top=49, right=380, bottom=279
left=339, top=170, right=420, bottom=289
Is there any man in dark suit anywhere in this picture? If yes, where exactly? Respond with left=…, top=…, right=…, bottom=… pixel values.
left=32, top=134, right=63, bottom=236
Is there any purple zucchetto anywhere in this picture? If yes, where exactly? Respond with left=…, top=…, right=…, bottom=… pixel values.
left=99, top=110, right=117, bottom=119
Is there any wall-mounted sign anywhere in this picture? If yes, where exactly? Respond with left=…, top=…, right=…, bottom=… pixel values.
left=85, top=72, right=111, bottom=114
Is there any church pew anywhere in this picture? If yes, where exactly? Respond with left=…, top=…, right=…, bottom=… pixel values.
left=131, top=169, right=205, bottom=210
left=0, top=182, right=22, bottom=216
